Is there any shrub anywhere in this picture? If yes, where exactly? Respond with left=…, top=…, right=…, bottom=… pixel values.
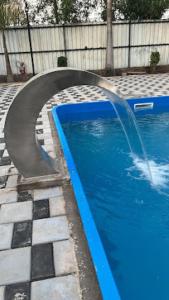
left=57, top=56, right=67, bottom=67
left=150, top=51, right=160, bottom=67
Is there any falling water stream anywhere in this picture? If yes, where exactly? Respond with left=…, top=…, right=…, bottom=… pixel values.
left=103, top=89, right=154, bottom=184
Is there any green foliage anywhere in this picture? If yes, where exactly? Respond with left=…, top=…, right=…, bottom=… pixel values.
left=100, top=0, right=169, bottom=21
left=57, top=56, right=67, bottom=67
left=28, top=0, right=97, bottom=24
left=74, top=0, right=97, bottom=22
left=0, top=0, right=24, bottom=30
left=28, top=0, right=59, bottom=24
left=115, top=0, right=169, bottom=20
left=150, top=51, right=160, bottom=66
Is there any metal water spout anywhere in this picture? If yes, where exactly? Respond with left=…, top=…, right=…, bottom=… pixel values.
left=4, top=68, right=152, bottom=181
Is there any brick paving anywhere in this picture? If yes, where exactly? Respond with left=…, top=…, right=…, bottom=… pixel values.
left=0, top=73, right=169, bottom=299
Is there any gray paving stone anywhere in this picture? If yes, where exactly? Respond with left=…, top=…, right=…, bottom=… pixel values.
left=0, top=166, right=10, bottom=177
left=5, top=282, right=30, bottom=300
left=49, top=196, right=66, bottom=217
left=53, top=240, right=77, bottom=276
left=18, top=191, right=33, bottom=202
left=8, top=167, right=19, bottom=176
left=34, top=187, right=63, bottom=201
left=0, top=286, right=4, bottom=300
left=33, top=199, right=49, bottom=220
left=0, top=144, right=5, bottom=151
left=31, top=243, right=55, bottom=281
left=0, top=224, right=13, bottom=250
left=0, top=247, right=31, bottom=285
left=0, top=189, right=17, bottom=205
left=0, top=157, right=11, bottom=167
left=0, top=201, right=32, bottom=224
left=31, top=275, right=81, bottom=300
left=12, top=221, right=32, bottom=249
left=32, top=216, right=69, bottom=245
left=0, top=180, right=6, bottom=191
left=3, top=150, right=8, bottom=158
left=6, top=175, right=18, bottom=189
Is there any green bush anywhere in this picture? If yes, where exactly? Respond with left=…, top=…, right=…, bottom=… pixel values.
left=150, top=51, right=160, bottom=67
left=57, top=56, right=67, bottom=67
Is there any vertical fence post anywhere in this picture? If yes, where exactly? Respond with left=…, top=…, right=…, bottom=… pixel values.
left=128, top=20, right=131, bottom=68
left=25, top=1, right=35, bottom=76
left=106, top=0, right=114, bottom=73
left=62, top=23, right=67, bottom=58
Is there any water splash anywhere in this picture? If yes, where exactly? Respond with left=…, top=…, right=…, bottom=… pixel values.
left=131, top=156, right=169, bottom=188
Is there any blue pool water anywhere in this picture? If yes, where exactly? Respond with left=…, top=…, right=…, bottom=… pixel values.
left=63, top=112, right=169, bottom=300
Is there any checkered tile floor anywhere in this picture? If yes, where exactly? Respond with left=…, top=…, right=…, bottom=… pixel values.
left=0, top=186, right=79, bottom=300
left=1, top=73, right=169, bottom=300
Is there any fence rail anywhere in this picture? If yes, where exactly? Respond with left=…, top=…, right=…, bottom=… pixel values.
left=0, top=20, right=169, bottom=75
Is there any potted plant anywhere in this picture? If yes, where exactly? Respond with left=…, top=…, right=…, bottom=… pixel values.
left=150, top=51, right=160, bottom=73
left=57, top=56, right=67, bottom=67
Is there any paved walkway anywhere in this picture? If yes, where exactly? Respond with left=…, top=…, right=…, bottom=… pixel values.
left=0, top=73, right=169, bottom=300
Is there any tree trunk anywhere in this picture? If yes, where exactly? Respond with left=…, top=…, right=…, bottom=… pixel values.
left=53, top=0, right=59, bottom=23
left=105, top=0, right=114, bottom=73
left=2, top=30, right=14, bottom=82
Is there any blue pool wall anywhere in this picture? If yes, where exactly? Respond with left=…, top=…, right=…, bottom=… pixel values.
left=56, top=96, right=169, bottom=123
left=52, top=95, right=169, bottom=300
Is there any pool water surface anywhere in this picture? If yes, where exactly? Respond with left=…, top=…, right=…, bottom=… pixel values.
left=62, top=112, right=169, bottom=300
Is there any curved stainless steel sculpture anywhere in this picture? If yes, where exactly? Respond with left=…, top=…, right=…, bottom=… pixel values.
left=4, top=68, right=120, bottom=178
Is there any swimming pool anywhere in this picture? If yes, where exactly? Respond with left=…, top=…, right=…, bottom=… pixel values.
left=52, top=97, right=169, bottom=300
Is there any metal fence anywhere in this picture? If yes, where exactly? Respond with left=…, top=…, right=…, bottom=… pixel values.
left=1, top=20, right=169, bottom=75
